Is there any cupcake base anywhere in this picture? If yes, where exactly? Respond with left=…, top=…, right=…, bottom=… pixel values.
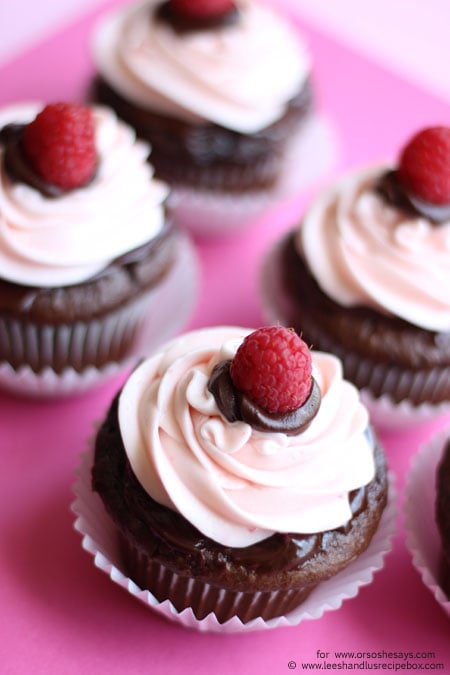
left=91, top=387, right=389, bottom=625
left=0, top=232, right=199, bottom=397
left=72, top=446, right=396, bottom=633
left=121, top=536, right=313, bottom=623
left=168, top=114, right=337, bottom=237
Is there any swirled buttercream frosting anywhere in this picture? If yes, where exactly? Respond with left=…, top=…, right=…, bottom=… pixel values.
left=299, top=166, right=450, bottom=332
left=0, top=102, right=169, bottom=287
left=92, top=0, right=310, bottom=134
left=118, top=326, right=375, bottom=547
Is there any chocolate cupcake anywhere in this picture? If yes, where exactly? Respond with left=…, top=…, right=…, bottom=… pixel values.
left=91, top=0, right=335, bottom=236
left=262, top=127, right=450, bottom=425
left=86, top=326, right=390, bottom=627
left=404, top=431, right=450, bottom=618
left=436, top=439, right=450, bottom=598
left=0, top=102, right=198, bottom=395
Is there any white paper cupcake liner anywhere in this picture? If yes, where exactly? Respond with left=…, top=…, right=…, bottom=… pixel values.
left=169, top=114, right=337, bottom=238
left=72, top=446, right=397, bottom=634
left=404, top=430, right=450, bottom=618
left=0, top=233, right=199, bottom=398
left=360, top=390, right=450, bottom=431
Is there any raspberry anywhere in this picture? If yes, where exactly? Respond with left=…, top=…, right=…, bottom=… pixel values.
left=22, top=102, right=97, bottom=190
left=169, top=0, right=235, bottom=20
left=230, top=326, right=313, bottom=415
left=398, top=126, right=450, bottom=205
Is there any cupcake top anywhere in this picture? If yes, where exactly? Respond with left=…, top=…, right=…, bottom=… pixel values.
left=92, top=0, right=310, bottom=133
left=118, top=325, right=375, bottom=547
left=298, top=127, right=450, bottom=332
left=0, top=101, right=169, bottom=288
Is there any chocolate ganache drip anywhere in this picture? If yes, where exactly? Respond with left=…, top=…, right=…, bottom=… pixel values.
left=376, top=169, right=450, bottom=224
left=208, top=360, right=321, bottom=435
left=0, top=123, right=97, bottom=198
left=156, top=0, right=240, bottom=32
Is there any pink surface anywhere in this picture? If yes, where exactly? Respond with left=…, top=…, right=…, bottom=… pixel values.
left=0, top=2, right=450, bottom=673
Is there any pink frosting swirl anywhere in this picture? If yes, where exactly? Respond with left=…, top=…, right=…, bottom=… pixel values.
left=0, top=102, right=168, bottom=287
left=119, top=326, right=375, bottom=547
left=299, top=166, right=450, bottom=331
left=92, top=0, right=310, bottom=133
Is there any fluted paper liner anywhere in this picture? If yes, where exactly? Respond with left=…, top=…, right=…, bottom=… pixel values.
left=404, top=430, right=450, bottom=618
left=72, top=446, right=396, bottom=633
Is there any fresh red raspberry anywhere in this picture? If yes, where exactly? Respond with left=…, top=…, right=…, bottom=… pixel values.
left=169, top=0, right=235, bottom=20
left=22, top=102, right=97, bottom=190
left=398, top=126, right=450, bottom=205
left=230, top=326, right=313, bottom=415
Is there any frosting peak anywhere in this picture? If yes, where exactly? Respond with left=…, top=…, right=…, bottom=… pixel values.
left=118, top=326, right=375, bottom=547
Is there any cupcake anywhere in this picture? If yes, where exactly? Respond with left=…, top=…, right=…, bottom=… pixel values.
left=91, top=0, right=335, bottom=236
left=0, top=101, right=198, bottom=395
left=404, top=431, right=450, bottom=617
left=88, top=325, right=390, bottom=626
left=436, top=438, right=450, bottom=599
left=262, top=126, right=450, bottom=424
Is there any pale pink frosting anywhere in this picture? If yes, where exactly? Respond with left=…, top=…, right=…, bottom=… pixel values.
left=118, top=326, right=375, bottom=547
left=0, top=102, right=169, bottom=287
left=299, top=166, right=450, bottom=332
left=92, top=0, right=310, bottom=134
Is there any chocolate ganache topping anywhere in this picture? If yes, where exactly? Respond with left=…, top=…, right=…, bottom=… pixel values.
left=1, top=124, right=61, bottom=197
left=376, top=169, right=450, bottom=224
left=0, top=123, right=97, bottom=198
left=157, top=0, right=240, bottom=33
left=207, top=359, right=321, bottom=435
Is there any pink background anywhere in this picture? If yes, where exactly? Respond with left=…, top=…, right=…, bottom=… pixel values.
left=0, top=1, right=449, bottom=672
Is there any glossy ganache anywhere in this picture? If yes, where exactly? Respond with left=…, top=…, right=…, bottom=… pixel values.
left=207, top=358, right=321, bottom=435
